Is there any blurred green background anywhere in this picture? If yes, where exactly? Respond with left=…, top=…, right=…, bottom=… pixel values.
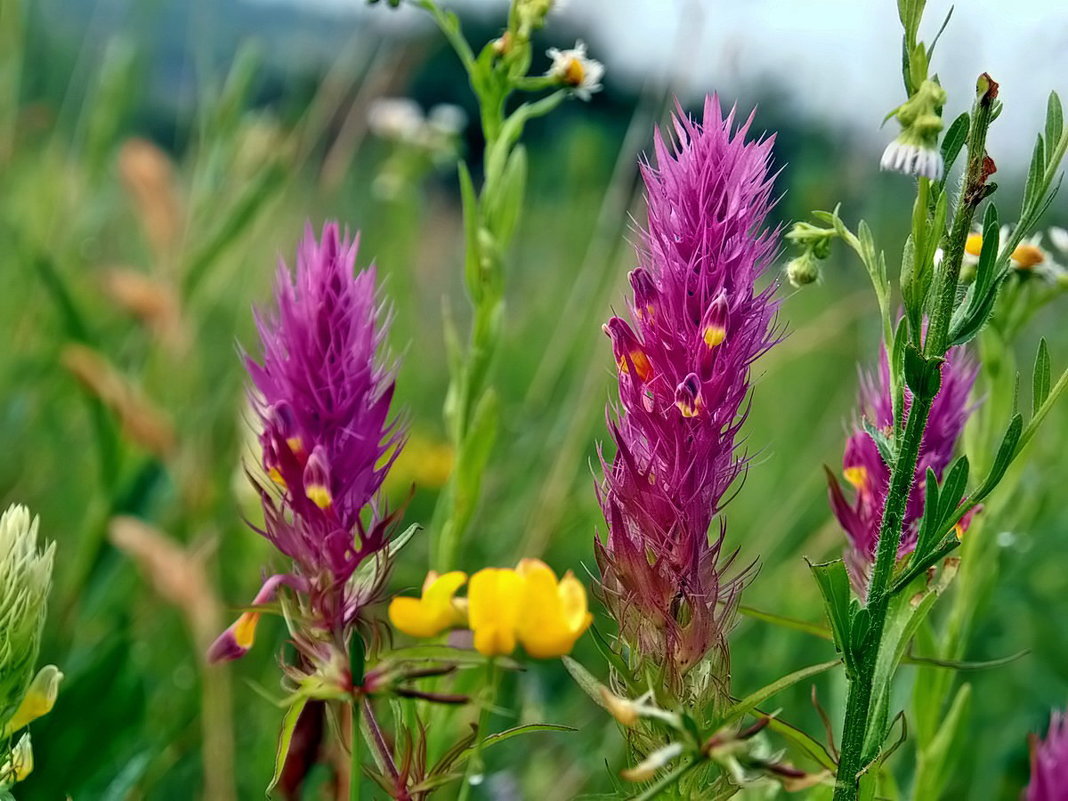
left=2, top=0, right=1067, bottom=798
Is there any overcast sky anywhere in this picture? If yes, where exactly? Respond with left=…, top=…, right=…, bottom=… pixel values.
left=253, top=0, right=1068, bottom=166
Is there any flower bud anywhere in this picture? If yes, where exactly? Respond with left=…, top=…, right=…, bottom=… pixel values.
left=0, top=507, right=54, bottom=729
left=785, top=251, right=821, bottom=287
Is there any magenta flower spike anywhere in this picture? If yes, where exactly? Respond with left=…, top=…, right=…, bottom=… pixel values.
left=210, top=222, right=404, bottom=663
left=828, top=345, right=976, bottom=593
left=1027, top=710, right=1068, bottom=801
left=596, top=96, right=781, bottom=703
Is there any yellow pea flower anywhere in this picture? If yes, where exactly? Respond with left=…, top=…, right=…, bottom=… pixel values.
left=515, top=559, right=593, bottom=659
left=3, top=665, right=63, bottom=737
left=388, top=571, right=467, bottom=639
left=468, top=568, right=523, bottom=656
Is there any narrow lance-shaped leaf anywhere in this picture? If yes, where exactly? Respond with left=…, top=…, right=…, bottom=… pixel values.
left=1033, top=338, right=1052, bottom=416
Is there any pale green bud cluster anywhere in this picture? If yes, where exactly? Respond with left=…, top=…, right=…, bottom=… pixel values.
left=784, top=219, right=835, bottom=288
left=516, top=0, right=555, bottom=34
left=0, top=505, right=55, bottom=790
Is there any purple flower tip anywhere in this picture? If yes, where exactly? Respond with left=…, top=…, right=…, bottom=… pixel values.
left=1027, top=709, right=1068, bottom=801
left=596, top=96, right=781, bottom=698
left=829, top=345, right=977, bottom=593
left=220, top=222, right=405, bottom=651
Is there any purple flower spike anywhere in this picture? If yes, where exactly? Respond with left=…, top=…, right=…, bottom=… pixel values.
left=828, top=345, right=976, bottom=594
left=1027, top=710, right=1068, bottom=801
left=596, top=96, right=781, bottom=704
left=218, top=222, right=404, bottom=662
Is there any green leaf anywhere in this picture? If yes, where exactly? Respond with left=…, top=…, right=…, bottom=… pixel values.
left=862, top=419, right=896, bottom=467
left=1033, top=338, right=1052, bottom=416
left=808, top=559, right=854, bottom=669
left=912, top=683, right=972, bottom=800
left=562, top=656, right=608, bottom=709
left=904, top=345, right=942, bottom=401
left=1018, top=364, right=1068, bottom=456
left=721, top=659, right=841, bottom=727
left=738, top=605, right=833, bottom=641
left=762, top=714, right=839, bottom=772
left=894, top=534, right=960, bottom=594
left=388, top=645, right=518, bottom=669
left=588, top=625, right=633, bottom=683
left=485, top=144, right=527, bottom=249
left=1046, top=92, right=1064, bottom=158
left=455, top=723, right=577, bottom=766
left=937, top=456, right=969, bottom=523
left=940, top=114, right=970, bottom=179
left=904, top=649, right=1028, bottom=671
left=1024, top=133, right=1046, bottom=212
left=973, top=413, right=1023, bottom=501
left=950, top=204, right=1001, bottom=346
left=911, top=467, right=942, bottom=566
left=267, top=697, right=308, bottom=796
left=457, top=161, right=483, bottom=300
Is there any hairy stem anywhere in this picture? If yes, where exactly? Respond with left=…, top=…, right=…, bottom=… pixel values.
left=832, top=78, right=997, bottom=801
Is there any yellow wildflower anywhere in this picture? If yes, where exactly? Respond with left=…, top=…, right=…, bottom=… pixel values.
left=515, top=559, right=593, bottom=659
left=388, top=571, right=468, bottom=639
left=468, top=568, right=524, bottom=656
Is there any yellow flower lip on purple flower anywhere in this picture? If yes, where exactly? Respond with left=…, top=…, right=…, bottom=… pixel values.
left=388, top=570, right=468, bottom=639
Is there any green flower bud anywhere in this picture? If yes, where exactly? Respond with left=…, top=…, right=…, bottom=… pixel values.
left=785, top=252, right=821, bottom=288
left=0, top=506, right=54, bottom=734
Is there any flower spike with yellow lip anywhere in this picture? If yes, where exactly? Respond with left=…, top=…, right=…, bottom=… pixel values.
left=388, top=571, right=468, bottom=639
left=515, top=559, right=593, bottom=659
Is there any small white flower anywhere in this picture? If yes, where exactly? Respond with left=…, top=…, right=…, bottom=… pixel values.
left=427, top=104, right=468, bottom=137
left=1048, top=226, right=1068, bottom=255
left=367, top=98, right=425, bottom=142
left=880, top=138, right=944, bottom=181
left=546, top=40, right=604, bottom=101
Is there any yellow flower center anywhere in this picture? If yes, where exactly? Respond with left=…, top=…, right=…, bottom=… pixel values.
left=1011, top=243, right=1046, bottom=269
left=964, top=233, right=984, bottom=257
left=564, top=58, right=585, bottom=86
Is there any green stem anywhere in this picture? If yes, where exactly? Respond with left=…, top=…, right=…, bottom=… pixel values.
left=831, top=79, right=998, bottom=801
left=458, top=659, right=498, bottom=801
left=350, top=698, right=362, bottom=801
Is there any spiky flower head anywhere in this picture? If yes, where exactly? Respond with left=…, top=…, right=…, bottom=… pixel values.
left=828, top=346, right=976, bottom=593
left=210, top=222, right=404, bottom=666
left=0, top=506, right=54, bottom=732
left=1027, top=709, right=1068, bottom=801
left=597, top=96, right=780, bottom=708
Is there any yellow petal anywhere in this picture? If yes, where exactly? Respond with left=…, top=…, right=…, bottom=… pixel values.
left=388, top=571, right=467, bottom=639
left=468, top=568, right=522, bottom=656
left=3, top=666, right=63, bottom=736
left=516, top=563, right=592, bottom=659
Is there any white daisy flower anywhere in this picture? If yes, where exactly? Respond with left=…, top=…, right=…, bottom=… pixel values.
left=546, top=40, right=604, bottom=101
left=367, top=97, right=424, bottom=142
left=880, top=137, right=944, bottom=180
